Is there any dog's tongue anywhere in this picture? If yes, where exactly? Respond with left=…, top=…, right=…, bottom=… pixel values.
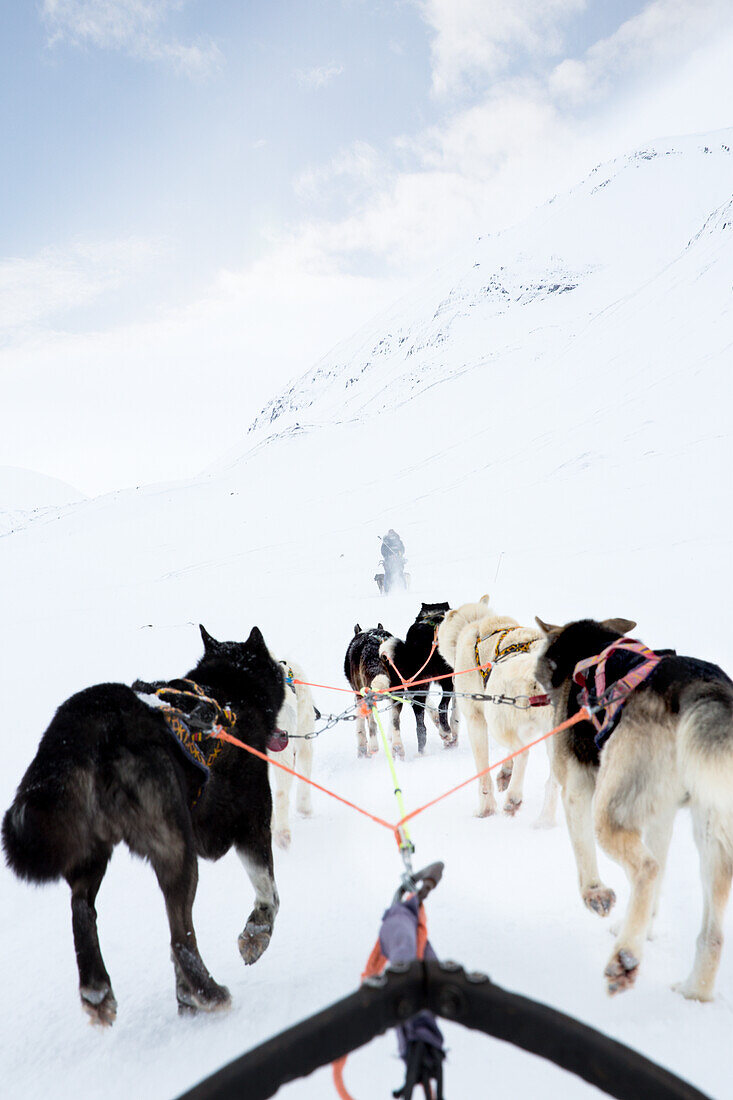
left=267, top=729, right=289, bottom=752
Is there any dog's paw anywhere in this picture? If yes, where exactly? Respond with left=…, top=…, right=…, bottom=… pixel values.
left=605, top=948, right=639, bottom=994
left=357, top=744, right=368, bottom=759
left=496, top=766, right=513, bottom=793
left=531, top=815, right=556, bottom=830
left=503, top=797, right=522, bottom=817
left=474, top=804, right=497, bottom=818
left=81, top=984, right=118, bottom=1028
left=296, top=804, right=312, bottom=818
left=177, top=980, right=231, bottom=1014
left=239, top=922, right=273, bottom=965
left=583, top=885, right=616, bottom=917
left=672, top=978, right=714, bottom=1002
left=392, top=744, right=405, bottom=761
left=274, top=829, right=291, bottom=850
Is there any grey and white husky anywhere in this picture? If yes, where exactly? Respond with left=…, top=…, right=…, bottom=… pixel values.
left=535, top=615, right=733, bottom=1001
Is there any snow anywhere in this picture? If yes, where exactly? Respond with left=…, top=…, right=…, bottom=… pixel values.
left=2, top=128, right=733, bottom=1099
left=0, top=466, right=85, bottom=536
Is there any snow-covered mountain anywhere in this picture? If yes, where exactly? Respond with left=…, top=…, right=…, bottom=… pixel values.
left=244, top=133, right=732, bottom=449
left=1, top=129, right=732, bottom=1100
left=0, top=465, right=85, bottom=536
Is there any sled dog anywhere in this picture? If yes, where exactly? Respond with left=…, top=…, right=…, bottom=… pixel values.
left=1, top=625, right=284, bottom=1025
left=438, top=595, right=558, bottom=823
left=344, top=623, right=405, bottom=758
left=379, top=602, right=459, bottom=754
left=535, top=615, right=733, bottom=1000
left=270, top=658, right=315, bottom=849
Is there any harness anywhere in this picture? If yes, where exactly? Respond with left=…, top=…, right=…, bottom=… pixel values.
left=573, top=638, right=662, bottom=749
left=474, top=627, right=535, bottom=687
left=280, top=660, right=297, bottom=695
left=137, top=678, right=234, bottom=805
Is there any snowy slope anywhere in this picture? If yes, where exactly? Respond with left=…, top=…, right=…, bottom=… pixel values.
left=2, top=129, right=733, bottom=1100
left=0, top=466, right=85, bottom=536
left=243, top=133, right=732, bottom=449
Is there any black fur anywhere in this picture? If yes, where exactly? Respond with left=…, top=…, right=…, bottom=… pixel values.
left=385, top=603, right=457, bottom=753
left=2, top=624, right=284, bottom=1025
left=536, top=619, right=733, bottom=767
left=343, top=624, right=393, bottom=688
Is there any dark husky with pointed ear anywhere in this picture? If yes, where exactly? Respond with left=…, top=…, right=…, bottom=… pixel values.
left=343, top=622, right=400, bottom=757
left=378, top=602, right=459, bottom=754
left=1, top=624, right=284, bottom=1026
left=535, top=615, right=733, bottom=1002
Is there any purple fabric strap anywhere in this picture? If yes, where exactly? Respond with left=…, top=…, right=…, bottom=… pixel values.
left=379, top=896, right=444, bottom=1057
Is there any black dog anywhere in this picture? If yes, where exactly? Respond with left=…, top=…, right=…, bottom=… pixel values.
left=2, top=624, right=284, bottom=1025
left=379, top=603, right=459, bottom=754
left=344, top=622, right=405, bottom=757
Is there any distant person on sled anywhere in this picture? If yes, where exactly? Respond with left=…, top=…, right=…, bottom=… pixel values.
left=375, top=529, right=409, bottom=595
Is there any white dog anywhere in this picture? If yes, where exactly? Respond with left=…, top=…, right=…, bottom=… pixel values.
left=438, top=595, right=558, bottom=824
left=269, top=659, right=315, bottom=849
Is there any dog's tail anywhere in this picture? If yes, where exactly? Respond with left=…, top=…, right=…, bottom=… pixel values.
left=678, top=681, right=733, bottom=840
left=2, top=790, right=69, bottom=884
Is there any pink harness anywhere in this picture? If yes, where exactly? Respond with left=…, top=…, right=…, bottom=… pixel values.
left=573, top=637, right=662, bottom=748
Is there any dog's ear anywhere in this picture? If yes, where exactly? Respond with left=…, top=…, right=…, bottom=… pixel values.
left=602, top=617, right=637, bottom=636
left=479, top=593, right=491, bottom=607
left=200, top=625, right=219, bottom=652
left=354, top=623, right=361, bottom=635
left=377, top=622, right=384, bottom=630
left=535, top=616, right=562, bottom=636
left=421, top=602, right=428, bottom=609
left=247, top=625, right=266, bottom=649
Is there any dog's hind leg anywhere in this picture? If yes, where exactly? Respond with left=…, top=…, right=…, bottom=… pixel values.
left=151, top=840, right=231, bottom=1015
left=560, top=758, right=615, bottom=917
left=411, top=693, right=428, bottom=755
left=675, top=809, right=733, bottom=1001
left=67, top=851, right=117, bottom=1027
left=354, top=695, right=369, bottom=758
left=448, top=686, right=460, bottom=746
left=389, top=697, right=405, bottom=759
left=496, top=759, right=513, bottom=792
left=462, top=701, right=496, bottom=817
left=533, top=742, right=559, bottom=829
left=503, top=749, right=528, bottom=816
left=595, top=813, right=660, bottom=995
left=437, top=684, right=457, bottom=747
left=271, top=757, right=294, bottom=850
left=643, top=806, right=676, bottom=937
left=295, top=738, right=314, bottom=817
left=236, top=832, right=280, bottom=966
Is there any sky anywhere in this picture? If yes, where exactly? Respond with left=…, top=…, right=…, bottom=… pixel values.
left=2, top=0, right=733, bottom=495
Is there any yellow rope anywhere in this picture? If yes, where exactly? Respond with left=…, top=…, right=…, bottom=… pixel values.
left=365, top=692, right=413, bottom=851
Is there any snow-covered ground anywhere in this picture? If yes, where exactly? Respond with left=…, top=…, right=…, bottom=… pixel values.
left=0, top=466, right=85, bottom=536
left=2, top=129, right=732, bottom=1099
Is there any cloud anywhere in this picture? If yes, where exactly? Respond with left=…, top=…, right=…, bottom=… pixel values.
left=284, top=0, right=733, bottom=273
left=415, top=0, right=587, bottom=95
left=41, top=0, right=222, bottom=76
left=0, top=238, right=407, bottom=492
left=0, top=238, right=161, bottom=335
left=294, top=141, right=385, bottom=208
left=295, top=63, right=345, bottom=89
left=549, top=0, right=729, bottom=105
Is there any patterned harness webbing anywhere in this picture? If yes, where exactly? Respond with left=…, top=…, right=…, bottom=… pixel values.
left=573, top=638, right=662, bottom=749
left=153, top=679, right=233, bottom=805
left=474, top=627, right=535, bottom=687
